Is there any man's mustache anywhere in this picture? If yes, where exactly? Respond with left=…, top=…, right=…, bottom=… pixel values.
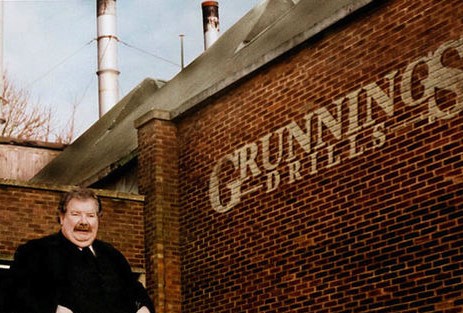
left=74, top=224, right=91, bottom=232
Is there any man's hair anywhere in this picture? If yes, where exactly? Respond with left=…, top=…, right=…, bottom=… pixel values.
left=58, top=187, right=102, bottom=219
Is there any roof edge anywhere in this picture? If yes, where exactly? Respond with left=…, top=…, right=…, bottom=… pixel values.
left=78, top=149, right=139, bottom=187
left=0, top=137, right=67, bottom=151
left=0, top=178, right=144, bottom=201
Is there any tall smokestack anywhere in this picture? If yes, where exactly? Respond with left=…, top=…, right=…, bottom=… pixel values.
left=97, top=0, right=119, bottom=117
left=201, top=1, right=220, bottom=50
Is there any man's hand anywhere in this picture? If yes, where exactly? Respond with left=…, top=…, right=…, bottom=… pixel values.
left=136, top=306, right=151, bottom=313
left=56, top=305, right=73, bottom=313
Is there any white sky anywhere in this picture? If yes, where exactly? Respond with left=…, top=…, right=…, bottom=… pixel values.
left=3, top=0, right=261, bottom=139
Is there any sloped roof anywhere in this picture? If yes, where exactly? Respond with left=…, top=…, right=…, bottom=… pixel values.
left=32, top=0, right=374, bottom=187
left=31, top=79, right=165, bottom=185
left=143, top=0, right=374, bottom=119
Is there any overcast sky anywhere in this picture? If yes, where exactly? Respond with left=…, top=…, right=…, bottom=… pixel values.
left=3, top=0, right=261, bottom=139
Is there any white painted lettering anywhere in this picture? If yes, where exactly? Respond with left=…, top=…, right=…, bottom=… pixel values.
left=209, top=154, right=242, bottom=213
left=210, top=38, right=463, bottom=212
left=288, top=161, right=302, bottom=184
left=427, top=39, right=463, bottom=122
left=237, top=143, right=261, bottom=180
left=372, top=123, right=386, bottom=149
left=266, top=170, right=280, bottom=192
left=365, top=70, right=397, bottom=123
left=327, top=144, right=341, bottom=167
left=260, top=129, right=284, bottom=171
left=314, top=98, right=343, bottom=149
left=348, top=134, right=364, bottom=159
left=286, top=116, right=313, bottom=162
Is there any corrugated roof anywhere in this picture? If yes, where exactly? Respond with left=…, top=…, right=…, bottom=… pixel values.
left=31, top=0, right=374, bottom=187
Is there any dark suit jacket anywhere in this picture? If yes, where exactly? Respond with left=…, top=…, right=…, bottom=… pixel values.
left=5, top=232, right=154, bottom=313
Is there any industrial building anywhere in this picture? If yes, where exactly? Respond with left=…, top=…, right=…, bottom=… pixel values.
left=1, top=0, right=463, bottom=312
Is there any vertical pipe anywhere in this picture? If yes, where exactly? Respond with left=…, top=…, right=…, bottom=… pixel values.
left=179, top=34, right=185, bottom=70
left=97, top=0, right=119, bottom=117
left=201, top=1, right=220, bottom=50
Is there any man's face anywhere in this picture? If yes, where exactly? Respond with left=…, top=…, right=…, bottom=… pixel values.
left=60, top=198, right=99, bottom=248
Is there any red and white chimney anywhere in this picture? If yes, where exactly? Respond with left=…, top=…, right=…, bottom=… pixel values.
left=97, top=0, right=119, bottom=117
left=201, top=1, right=220, bottom=50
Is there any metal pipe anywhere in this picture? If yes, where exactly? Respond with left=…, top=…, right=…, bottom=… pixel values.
left=201, top=1, right=220, bottom=50
left=97, top=0, right=119, bottom=117
left=179, top=34, right=185, bottom=70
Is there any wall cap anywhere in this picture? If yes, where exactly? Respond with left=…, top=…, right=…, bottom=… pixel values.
left=0, top=179, right=144, bottom=202
left=134, top=108, right=172, bottom=129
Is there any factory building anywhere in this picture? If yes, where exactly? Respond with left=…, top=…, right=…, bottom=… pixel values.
left=1, top=0, right=463, bottom=312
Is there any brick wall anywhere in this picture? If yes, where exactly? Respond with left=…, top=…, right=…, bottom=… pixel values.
left=0, top=181, right=146, bottom=269
left=163, top=0, right=463, bottom=312
left=137, top=113, right=181, bottom=313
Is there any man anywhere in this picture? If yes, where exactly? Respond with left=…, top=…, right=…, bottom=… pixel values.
left=6, top=188, right=155, bottom=313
